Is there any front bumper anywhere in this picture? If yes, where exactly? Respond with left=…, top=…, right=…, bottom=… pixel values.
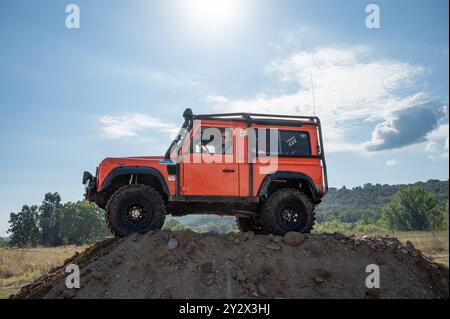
left=82, top=170, right=105, bottom=207
left=82, top=168, right=108, bottom=209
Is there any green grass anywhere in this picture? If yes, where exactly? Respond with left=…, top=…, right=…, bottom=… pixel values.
left=0, top=245, right=86, bottom=299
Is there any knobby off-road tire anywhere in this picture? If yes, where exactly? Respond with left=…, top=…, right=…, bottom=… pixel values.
left=261, top=188, right=315, bottom=236
left=235, top=216, right=270, bottom=235
left=105, top=184, right=166, bottom=238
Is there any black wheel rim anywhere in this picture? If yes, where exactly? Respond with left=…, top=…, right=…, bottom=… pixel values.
left=278, top=203, right=307, bottom=230
left=122, top=202, right=152, bottom=228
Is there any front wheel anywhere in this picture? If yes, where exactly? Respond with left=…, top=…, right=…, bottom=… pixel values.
left=105, top=184, right=166, bottom=237
left=261, top=188, right=315, bottom=236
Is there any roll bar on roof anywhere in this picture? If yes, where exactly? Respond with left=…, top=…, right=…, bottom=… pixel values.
left=191, top=110, right=319, bottom=124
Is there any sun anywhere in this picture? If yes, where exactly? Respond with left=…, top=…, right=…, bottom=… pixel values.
left=184, top=0, right=242, bottom=29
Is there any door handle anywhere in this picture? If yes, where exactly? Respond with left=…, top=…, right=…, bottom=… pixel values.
left=223, top=169, right=235, bottom=173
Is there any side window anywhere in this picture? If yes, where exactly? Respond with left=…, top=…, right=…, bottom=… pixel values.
left=192, top=127, right=233, bottom=155
left=278, top=130, right=311, bottom=157
left=254, top=129, right=311, bottom=157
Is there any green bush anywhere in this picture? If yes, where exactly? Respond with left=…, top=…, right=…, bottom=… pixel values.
left=381, top=186, right=448, bottom=231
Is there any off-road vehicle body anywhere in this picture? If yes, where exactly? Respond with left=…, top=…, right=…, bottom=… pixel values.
left=83, top=109, right=328, bottom=237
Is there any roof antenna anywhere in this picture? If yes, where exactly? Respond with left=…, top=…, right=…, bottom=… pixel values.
left=309, top=69, right=317, bottom=117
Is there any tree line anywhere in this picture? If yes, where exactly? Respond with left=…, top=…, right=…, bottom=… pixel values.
left=2, top=180, right=448, bottom=247
left=6, top=192, right=110, bottom=248
left=316, top=180, right=449, bottom=230
left=164, top=216, right=237, bottom=234
left=316, top=180, right=449, bottom=233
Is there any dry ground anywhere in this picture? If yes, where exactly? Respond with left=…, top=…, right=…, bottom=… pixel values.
left=9, top=231, right=449, bottom=299
left=1, top=231, right=448, bottom=299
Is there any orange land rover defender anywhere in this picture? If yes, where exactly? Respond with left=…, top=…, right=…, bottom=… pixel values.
left=83, top=109, right=328, bottom=237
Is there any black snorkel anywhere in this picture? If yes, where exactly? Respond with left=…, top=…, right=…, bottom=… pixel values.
left=164, top=108, right=194, bottom=160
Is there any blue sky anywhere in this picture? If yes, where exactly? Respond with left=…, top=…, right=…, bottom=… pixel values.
left=0, top=0, right=448, bottom=236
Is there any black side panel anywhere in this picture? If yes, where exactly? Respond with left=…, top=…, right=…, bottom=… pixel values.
left=170, top=196, right=258, bottom=203
left=257, top=171, right=320, bottom=203
left=167, top=165, right=177, bottom=175
left=101, top=166, right=169, bottom=195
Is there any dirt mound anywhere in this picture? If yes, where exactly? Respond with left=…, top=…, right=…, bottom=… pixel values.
left=11, top=231, right=449, bottom=299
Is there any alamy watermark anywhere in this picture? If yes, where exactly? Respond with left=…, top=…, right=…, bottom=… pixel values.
left=65, top=263, right=80, bottom=289
left=65, top=4, right=80, bottom=29
left=166, top=120, right=285, bottom=174
left=64, top=4, right=379, bottom=31
left=365, top=264, right=380, bottom=289
left=366, top=4, right=381, bottom=29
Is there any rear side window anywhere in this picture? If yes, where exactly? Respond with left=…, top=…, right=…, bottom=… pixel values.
left=254, top=129, right=311, bottom=157
left=278, top=130, right=311, bottom=157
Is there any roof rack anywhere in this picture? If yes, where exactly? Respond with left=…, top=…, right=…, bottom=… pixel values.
left=193, top=112, right=320, bottom=127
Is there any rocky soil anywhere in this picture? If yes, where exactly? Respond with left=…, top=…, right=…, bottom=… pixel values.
left=11, top=230, right=449, bottom=299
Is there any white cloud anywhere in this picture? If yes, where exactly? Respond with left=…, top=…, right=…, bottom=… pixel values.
left=207, top=95, right=229, bottom=105
left=362, top=98, right=446, bottom=151
left=425, top=124, right=449, bottom=160
left=425, top=141, right=438, bottom=153
left=212, top=46, right=443, bottom=153
left=427, top=123, right=450, bottom=141
left=386, top=159, right=399, bottom=167
left=99, top=113, right=179, bottom=140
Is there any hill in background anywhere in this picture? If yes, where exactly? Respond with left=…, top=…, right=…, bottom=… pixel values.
left=167, top=179, right=449, bottom=232
left=317, top=179, right=448, bottom=223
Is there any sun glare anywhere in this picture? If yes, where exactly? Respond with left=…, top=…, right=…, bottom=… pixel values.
left=184, top=0, right=242, bottom=29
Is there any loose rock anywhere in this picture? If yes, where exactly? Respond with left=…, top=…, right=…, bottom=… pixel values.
left=167, top=238, right=179, bottom=250
left=272, top=236, right=283, bottom=244
left=111, top=255, right=122, bottom=266
left=284, top=232, right=305, bottom=247
left=265, top=243, right=281, bottom=251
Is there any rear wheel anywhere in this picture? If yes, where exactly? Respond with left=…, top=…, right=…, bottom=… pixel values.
left=261, top=188, right=315, bottom=236
left=236, top=216, right=270, bottom=235
left=105, top=184, right=166, bottom=237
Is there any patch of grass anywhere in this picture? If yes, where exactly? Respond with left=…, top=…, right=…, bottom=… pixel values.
left=391, top=231, right=449, bottom=266
left=314, top=222, right=449, bottom=266
left=0, top=286, right=17, bottom=299
left=0, top=245, right=86, bottom=298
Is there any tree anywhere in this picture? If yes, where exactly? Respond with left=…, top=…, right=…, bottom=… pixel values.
left=39, top=192, right=63, bottom=246
left=0, top=236, right=7, bottom=247
left=59, top=201, right=110, bottom=245
left=381, top=187, right=442, bottom=231
left=8, top=205, right=41, bottom=247
left=444, top=203, right=449, bottom=230
left=427, top=202, right=449, bottom=231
